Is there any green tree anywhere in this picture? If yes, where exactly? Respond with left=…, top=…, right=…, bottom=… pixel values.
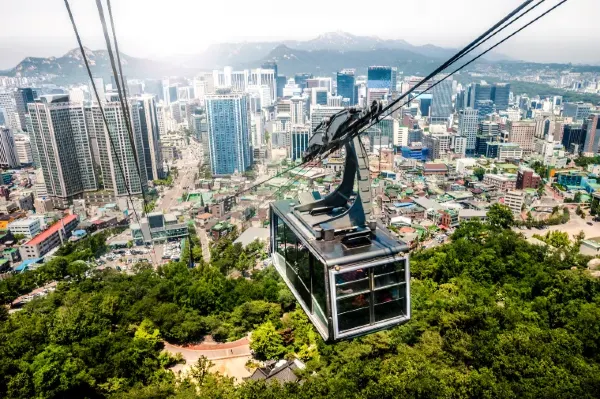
left=250, top=321, right=285, bottom=360
left=189, top=356, right=214, bottom=386
left=473, top=167, right=486, bottom=181
left=487, top=203, right=514, bottom=229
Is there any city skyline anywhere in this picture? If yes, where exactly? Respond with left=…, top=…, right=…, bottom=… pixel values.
left=1, top=0, right=599, bottom=69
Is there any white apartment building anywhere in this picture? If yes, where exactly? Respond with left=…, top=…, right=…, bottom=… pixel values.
left=504, top=190, right=525, bottom=214
left=8, top=217, right=42, bottom=239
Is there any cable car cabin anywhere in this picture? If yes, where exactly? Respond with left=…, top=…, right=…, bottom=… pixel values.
left=269, top=133, right=410, bottom=342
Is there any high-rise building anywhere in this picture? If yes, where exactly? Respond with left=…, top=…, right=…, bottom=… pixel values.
left=475, top=100, right=495, bottom=122
left=0, top=127, right=19, bottom=168
left=458, top=108, right=479, bottom=152
left=13, top=134, right=34, bottom=165
left=0, top=91, right=20, bottom=131
left=85, top=101, right=148, bottom=197
left=337, top=69, right=356, bottom=105
left=367, top=66, right=395, bottom=91
left=294, top=73, right=312, bottom=89
left=311, top=88, right=328, bottom=106
left=430, top=78, right=453, bottom=122
left=561, top=123, right=586, bottom=152
left=583, top=114, right=600, bottom=155
left=276, top=75, right=287, bottom=99
left=290, top=125, right=310, bottom=161
left=290, top=97, right=305, bottom=125
left=563, top=102, right=593, bottom=122
left=131, top=95, right=163, bottom=181
left=492, top=83, right=511, bottom=110
left=205, top=91, right=252, bottom=175
left=310, top=105, right=344, bottom=134
left=90, top=78, right=105, bottom=104
left=14, top=88, right=37, bottom=132
left=418, top=94, right=433, bottom=117
left=507, top=120, right=536, bottom=152
left=28, top=95, right=98, bottom=206
left=469, top=83, right=492, bottom=108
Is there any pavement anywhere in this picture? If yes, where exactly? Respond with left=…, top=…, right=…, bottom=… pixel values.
left=518, top=212, right=599, bottom=240
left=164, top=337, right=252, bottom=383
left=197, top=225, right=211, bottom=263
left=158, top=143, right=201, bottom=213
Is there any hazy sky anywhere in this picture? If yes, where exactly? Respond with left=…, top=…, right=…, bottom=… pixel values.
left=1, top=0, right=598, bottom=69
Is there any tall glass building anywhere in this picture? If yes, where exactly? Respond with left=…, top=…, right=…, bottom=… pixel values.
left=367, top=66, right=397, bottom=91
left=430, top=79, right=453, bottom=121
left=206, top=92, right=252, bottom=175
left=28, top=95, right=97, bottom=206
left=290, top=126, right=310, bottom=161
left=131, top=95, right=163, bottom=180
left=336, top=70, right=356, bottom=105
left=458, top=108, right=479, bottom=153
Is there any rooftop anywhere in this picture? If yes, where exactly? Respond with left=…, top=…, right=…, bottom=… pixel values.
left=24, top=214, right=77, bottom=247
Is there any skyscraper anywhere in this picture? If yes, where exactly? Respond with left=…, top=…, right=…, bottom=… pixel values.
left=507, top=120, right=536, bottom=152
left=458, top=108, right=479, bottom=153
left=14, top=88, right=37, bottom=132
left=563, top=102, right=593, bottom=122
left=85, top=102, right=148, bottom=196
left=28, top=95, right=97, bottom=206
left=0, top=127, right=19, bottom=168
left=337, top=69, right=356, bottom=105
left=290, top=97, right=305, bottom=125
left=311, top=88, right=328, bottom=106
left=583, top=114, right=600, bottom=155
left=205, top=91, right=251, bottom=175
left=294, top=73, right=312, bottom=89
left=430, top=79, right=453, bottom=122
left=367, top=66, right=394, bottom=91
left=310, top=105, right=344, bottom=134
left=0, top=91, right=20, bottom=131
left=492, top=83, right=511, bottom=110
left=131, top=95, right=163, bottom=181
left=561, top=123, right=586, bottom=152
left=290, top=125, right=310, bottom=161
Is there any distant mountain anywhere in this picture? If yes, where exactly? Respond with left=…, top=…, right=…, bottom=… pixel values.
left=180, top=31, right=512, bottom=71
left=243, top=44, right=443, bottom=76
left=0, top=47, right=191, bottom=82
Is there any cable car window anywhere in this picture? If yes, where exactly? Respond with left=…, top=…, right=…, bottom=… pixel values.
left=276, top=217, right=286, bottom=258
left=311, top=254, right=328, bottom=327
left=373, top=261, right=406, bottom=289
left=374, top=288, right=406, bottom=322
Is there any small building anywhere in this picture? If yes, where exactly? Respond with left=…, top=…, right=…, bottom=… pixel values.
left=247, top=359, right=305, bottom=384
left=8, top=217, right=42, bottom=239
left=19, top=214, right=79, bottom=260
left=458, top=209, right=488, bottom=222
left=422, top=163, right=449, bottom=176
left=580, top=239, right=600, bottom=257
left=210, top=221, right=234, bottom=240
left=504, top=190, right=525, bottom=214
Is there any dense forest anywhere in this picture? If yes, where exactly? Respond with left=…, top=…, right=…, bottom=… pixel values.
left=1, top=220, right=600, bottom=398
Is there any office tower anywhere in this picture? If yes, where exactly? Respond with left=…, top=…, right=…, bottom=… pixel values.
left=250, top=112, right=264, bottom=149
left=294, top=73, right=312, bottom=89
left=369, top=117, right=394, bottom=149
left=455, top=89, right=466, bottom=112
left=0, top=92, right=20, bottom=131
left=85, top=101, right=147, bottom=196
left=276, top=76, right=287, bottom=99
left=583, top=114, right=600, bottom=155
left=563, top=102, right=592, bottom=121
left=128, top=82, right=144, bottom=96
left=423, top=132, right=452, bottom=160
left=290, top=125, right=310, bottom=161
left=0, top=127, right=19, bottom=168
left=0, top=108, right=6, bottom=126
left=131, top=95, right=163, bottom=181
left=367, top=66, right=395, bottom=91
left=561, top=123, right=586, bottom=151
left=262, top=61, right=278, bottom=79
left=430, top=78, right=453, bottom=122
left=290, top=97, right=305, bottom=125
left=394, top=125, right=409, bottom=147
left=454, top=136, right=467, bottom=156
left=28, top=95, right=97, bottom=206
left=249, top=68, right=276, bottom=104
left=367, top=88, right=389, bottom=104
left=310, top=105, right=344, bottom=134
left=337, top=69, right=356, bottom=105
left=507, top=120, right=536, bottom=152
left=311, top=88, right=328, bottom=106
left=470, top=83, right=493, bottom=108
left=13, top=134, right=34, bottom=165
left=492, top=83, right=510, bottom=110
left=327, top=95, right=343, bottom=107
left=205, top=91, right=251, bottom=175
left=14, top=88, right=36, bottom=132
left=479, top=121, right=500, bottom=138
left=458, top=108, right=479, bottom=153
left=418, top=94, right=433, bottom=117
left=475, top=100, right=495, bottom=122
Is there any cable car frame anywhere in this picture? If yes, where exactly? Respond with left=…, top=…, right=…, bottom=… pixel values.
left=270, top=109, right=410, bottom=341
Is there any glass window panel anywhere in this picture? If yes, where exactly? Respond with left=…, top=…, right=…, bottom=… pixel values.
left=297, top=241, right=311, bottom=290
left=276, top=218, right=285, bottom=257
left=338, top=306, right=370, bottom=332
left=374, top=295, right=406, bottom=322
left=335, top=268, right=368, bottom=285
left=336, top=279, right=370, bottom=297
left=374, top=261, right=405, bottom=288
left=311, top=254, right=327, bottom=322
left=284, top=227, right=298, bottom=265
left=337, top=293, right=370, bottom=314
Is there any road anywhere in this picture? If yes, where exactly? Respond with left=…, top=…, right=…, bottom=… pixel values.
left=197, top=225, right=211, bottom=263
left=518, top=212, right=599, bottom=240
left=158, top=141, right=201, bottom=213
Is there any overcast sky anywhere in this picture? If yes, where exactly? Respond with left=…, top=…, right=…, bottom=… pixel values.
left=0, top=0, right=598, bottom=69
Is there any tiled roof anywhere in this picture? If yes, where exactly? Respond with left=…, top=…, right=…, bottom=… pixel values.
left=24, top=214, right=77, bottom=247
